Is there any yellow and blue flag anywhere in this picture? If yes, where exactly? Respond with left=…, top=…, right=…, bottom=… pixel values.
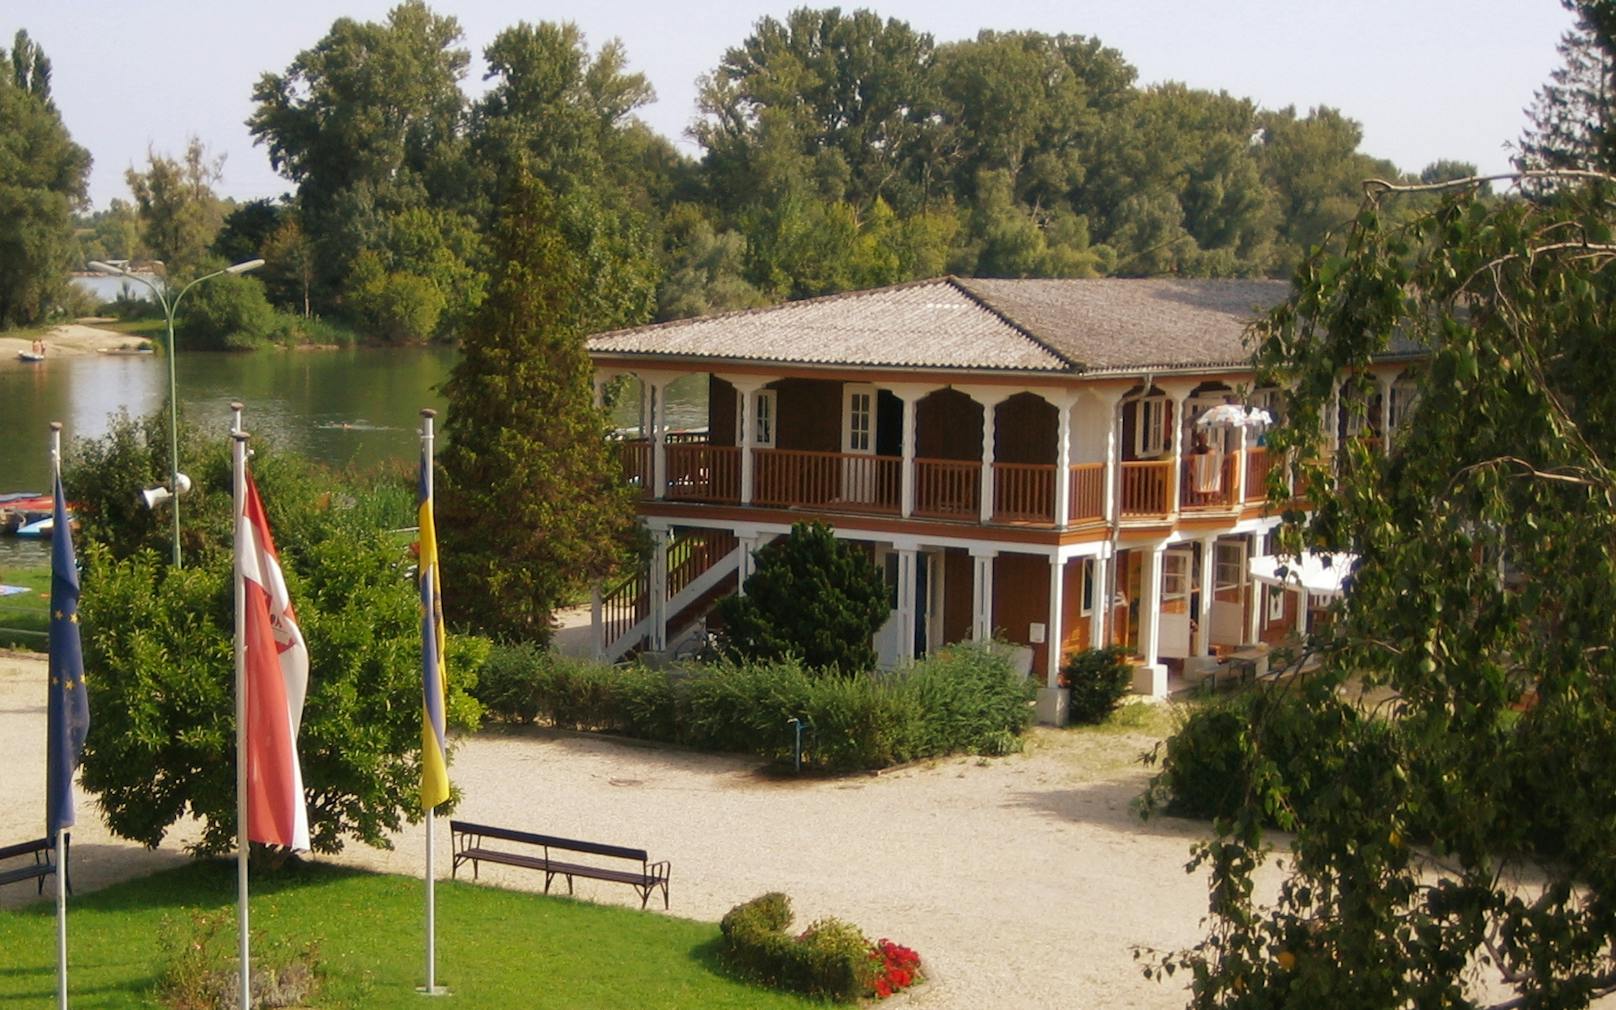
left=419, top=447, right=450, bottom=811
left=47, top=474, right=89, bottom=836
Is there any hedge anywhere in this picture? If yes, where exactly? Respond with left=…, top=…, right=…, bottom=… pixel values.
left=474, top=642, right=1034, bottom=772
left=719, top=893, right=877, bottom=1002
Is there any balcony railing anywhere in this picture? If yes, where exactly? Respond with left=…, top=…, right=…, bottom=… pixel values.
left=914, top=458, right=980, bottom=519
left=665, top=444, right=740, bottom=504
left=752, top=449, right=900, bottom=514
left=617, top=439, right=651, bottom=498
left=1068, top=463, right=1105, bottom=523
left=667, top=529, right=739, bottom=600
left=1180, top=452, right=1240, bottom=510
left=992, top=462, right=1056, bottom=523
left=1244, top=446, right=1271, bottom=502
left=1120, top=460, right=1171, bottom=517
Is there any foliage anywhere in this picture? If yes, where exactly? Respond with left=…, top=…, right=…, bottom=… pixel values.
left=1062, top=645, right=1134, bottom=725
left=1150, top=170, right=1616, bottom=1008
left=155, top=909, right=318, bottom=1010
left=177, top=272, right=278, bottom=350
left=473, top=643, right=1030, bottom=772
left=125, top=138, right=228, bottom=278
left=0, top=29, right=89, bottom=328
left=719, top=893, right=878, bottom=1002
left=1517, top=2, right=1616, bottom=174
left=0, top=861, right=823, bottom=1009
left=69, top=416, right=485, bottom=856
left=714, top=521, right=888, bottom=674
left=438, top=170, right=652, bottom=641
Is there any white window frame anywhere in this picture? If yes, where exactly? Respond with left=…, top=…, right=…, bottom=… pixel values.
left=843, top=384, right=876, bottom=455
left=1133, top=395, right=1167, bottom=457
left=1079, top=558, right=1095, bottom=616
left=738, top=389, right=778, bottom=448
left=1214, top=541, right=1244, bottom=593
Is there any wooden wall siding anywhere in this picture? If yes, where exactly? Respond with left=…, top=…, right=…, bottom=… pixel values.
left=916, top=388, right=983, bottom=460
left=942, top=548, right=975, bottom=646
left=777, top=378, right=842, bottom=452
left=992, top=552, right=1052, bottom=676
left=994, top=392, right=1057, bottom=465
left=709, top=376, right=738, bottom=445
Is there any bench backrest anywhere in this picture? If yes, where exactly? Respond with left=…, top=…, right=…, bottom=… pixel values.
left=0, top=838, right=51, bottom=862
left=450, top=820, right=647, bottom=863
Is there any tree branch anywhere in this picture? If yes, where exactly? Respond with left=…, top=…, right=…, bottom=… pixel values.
left=1363, top=169, right=1616, bottom=197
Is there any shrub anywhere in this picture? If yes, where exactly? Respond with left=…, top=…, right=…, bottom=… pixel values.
left=907, top=643, right=1033, bottom=753
left=1063, top=646, right=1134, bottom=724
left=477, top=643, right=547, bottom=724
left=719, top=894, right=878, bottom=1002
left=177, top=272, right=277, bottom=349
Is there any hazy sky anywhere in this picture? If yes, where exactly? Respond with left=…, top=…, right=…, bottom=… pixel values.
left=5, top=0, right=1579, bottom=210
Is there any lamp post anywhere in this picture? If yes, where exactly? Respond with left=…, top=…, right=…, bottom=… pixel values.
left=87, top=258, right=265, bottom=568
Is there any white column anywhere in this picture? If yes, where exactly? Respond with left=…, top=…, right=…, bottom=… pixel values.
left=1089, top=553, right=1110, bottom=648
left=1246, top=531, right=1265, bottom=644
left=1102, top=394, right=1121, bottom=523
left=1167, top=391, right=1189, bottom=515
left=897, top=548, right=918, bottom=664
left=650, top=381, right=668, bottom=500
left=1328, top=379, right=1342, bottom=454
left=592, top=376, right=607, bottom=410
left=1195, top=537, right=1216, bottom=658
left=971, top=550, right=996, bottom=641
left=737, top=534, right=760, bottom=596
left=639, top=378, right=651, bottom=439
left=979, top=400, right=999, bottom=523
left=1053, top=397, right=1074, bottom=527
left=1233, top=425, right=1249, bottom=506
left=650, top=529, right=669, bottom=651
left=1046, top=555, right=1065, bottom=688
left=1140, top=544, right=1166, bottom=668
left=900, top=395, right=918, bottom=518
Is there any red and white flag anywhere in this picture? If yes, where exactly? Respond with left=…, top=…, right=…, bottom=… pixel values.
left=239, top=476, right=310, bottom=851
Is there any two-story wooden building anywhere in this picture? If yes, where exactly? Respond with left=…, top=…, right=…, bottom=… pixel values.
left=585, top=276, right=1417, bottom=722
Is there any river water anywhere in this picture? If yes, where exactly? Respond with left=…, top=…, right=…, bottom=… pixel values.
left=0, top=347, right=705, bottom=566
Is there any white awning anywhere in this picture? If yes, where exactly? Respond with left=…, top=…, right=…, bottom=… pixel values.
left=1247, top=552, right=1357, bottom=598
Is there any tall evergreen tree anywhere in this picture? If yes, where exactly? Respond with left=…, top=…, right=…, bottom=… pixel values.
left=1517, top=2, right=1616, bottom=173
left=437, top=171, right=655, bottom=640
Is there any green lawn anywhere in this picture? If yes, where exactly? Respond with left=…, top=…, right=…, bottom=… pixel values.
left=0, top=861, right=820, bottom=1009
left=95, top=318, right=167, bottom=341
left=0, top=562, right=49, bottom=651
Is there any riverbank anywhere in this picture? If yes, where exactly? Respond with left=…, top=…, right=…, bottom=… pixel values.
left=0, top=321, right=152, bottom=360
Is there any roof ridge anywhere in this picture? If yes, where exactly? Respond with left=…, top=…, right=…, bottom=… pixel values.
left=587, top=275, right=956, bottom=344
left=948, top=276, right=1083, bottom=371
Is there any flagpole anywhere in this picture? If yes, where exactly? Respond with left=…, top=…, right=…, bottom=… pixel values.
left=421, top=408, right=440, bottom=996
left=233, top=426, right=251, bottom=1010
left=50, top=421, right=67, bottom=1010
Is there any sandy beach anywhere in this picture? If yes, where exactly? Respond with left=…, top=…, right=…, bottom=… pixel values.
left=0, top=647, right=1254, bottom=1009
left=0, top=321, right=152, bottom=362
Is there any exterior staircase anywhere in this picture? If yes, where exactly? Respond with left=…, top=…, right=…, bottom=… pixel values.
left=599, top=529, right=742, bottom=661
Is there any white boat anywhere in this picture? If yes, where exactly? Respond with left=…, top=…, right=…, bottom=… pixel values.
left=14, top=515, right=52, bottom=538
left=16, top=351, right=44, bottom=363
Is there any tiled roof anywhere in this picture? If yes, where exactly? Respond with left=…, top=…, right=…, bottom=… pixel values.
left=587, top=276, right=1294, bottom=374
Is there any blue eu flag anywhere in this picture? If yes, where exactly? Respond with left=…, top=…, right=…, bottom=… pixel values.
left=47, top=473, right=89, bottom=837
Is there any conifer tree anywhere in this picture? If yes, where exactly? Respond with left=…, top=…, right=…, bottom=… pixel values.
left=1517, top=2, right=1616, bottom=173
left=438, top=170, right=655, bottom=641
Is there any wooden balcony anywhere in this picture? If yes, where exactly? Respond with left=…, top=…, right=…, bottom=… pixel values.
left=1244, top=446, right=1271, bottom=502
left=752, top=449, right=900, bottom=514
left=665, top=444, right=740, bottom=504
left=992, top=462, right=1056, bottom=523
left=1119, top=460, right=1171, bottom=517
left=1068, top=463, right=1104, bottom=523
left=914, top=458, right=980, bottom=519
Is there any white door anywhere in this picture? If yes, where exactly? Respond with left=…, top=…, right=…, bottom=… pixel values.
left=873, top=549, right=902, bottom=667
left=842, top=384, right=877, bottom=502
left=1157, top=547, right=1194, bottom=659
left=1210, top=539, right=1247, bottom=645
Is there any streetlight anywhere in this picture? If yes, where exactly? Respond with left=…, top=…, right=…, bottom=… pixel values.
left=87, top=258, right=265, bottom=568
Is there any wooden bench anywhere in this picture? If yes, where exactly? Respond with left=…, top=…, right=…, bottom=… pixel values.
left=449, top=820, right=669, bottom=910
left=0, top=836, right=68, bottom=896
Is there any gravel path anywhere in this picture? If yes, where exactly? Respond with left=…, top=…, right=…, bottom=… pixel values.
left=1, top=649, right=1248, bottom=1008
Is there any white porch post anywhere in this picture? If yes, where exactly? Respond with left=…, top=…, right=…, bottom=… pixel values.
left=962, top=391, right=1010, bottom=524
left=1037, top=553, right=1071, bottom=725
left=738, top=534, right=761, bottom=596
left=1233, top=425, right=1249, bottom=506
left=592, top=376, right=606, bottom=410
left=970, top=549, right=996, bottom=641
left=897, top=548, right=918, bottom=664
left=1102, top=392, right=1121, bottom=523
left=1134, top=542, right=1168, bottom=698
left=1165, top=387, right=1191, bottom=516
left=900, top=395, right=918, bottom=518
left=650, top=380, right=669, bottom=500
left=1053, top=394, right=1076, bottom=527
left=1246, top=530, right=1266, bottom=644
left=1328, top=378, right=1342, bottom=454
left=1377, top=373, right=1394, bottom=453
left=1194, top=536, right=1216, bottom=658
left=650, top=528, right=670, bottom=651
left=590, top=584, right=604, bottom=659
left=719, top=374, right=767, bottom=505
left=1089, top=553, right=1110, bottom=648
left=1296, top=585, right=1311, bottom=637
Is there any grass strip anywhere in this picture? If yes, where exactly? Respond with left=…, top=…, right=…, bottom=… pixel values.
left=0, top=562, right=49, bottom=651
left=0, top=860, right=821, bottom=1009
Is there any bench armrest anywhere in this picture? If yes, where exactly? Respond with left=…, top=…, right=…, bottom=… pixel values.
left=646, top=860, right=671, bottom=881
